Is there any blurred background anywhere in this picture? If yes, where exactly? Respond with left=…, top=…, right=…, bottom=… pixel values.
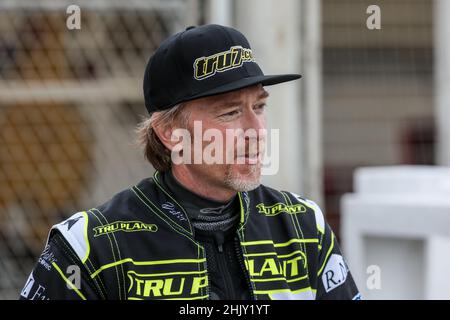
left=0, top=0, right=447, bottom=299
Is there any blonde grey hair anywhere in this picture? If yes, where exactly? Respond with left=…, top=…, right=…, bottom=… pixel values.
left=136, top=103, right=190, bottom=171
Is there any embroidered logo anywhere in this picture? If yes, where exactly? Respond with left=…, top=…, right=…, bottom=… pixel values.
left=193, top=46, right=255, bottom=80
left=162, top=202, right=187, bottom=221
left=93, top=221, right=158, bottom=237
left=256, top=203, right=307, bottom=217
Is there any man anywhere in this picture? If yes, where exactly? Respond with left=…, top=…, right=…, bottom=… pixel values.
left=20, top=24, right=360, bottom=300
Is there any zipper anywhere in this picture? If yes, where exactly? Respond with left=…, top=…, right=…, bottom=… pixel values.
left=234, top=235, right=256, bottom=300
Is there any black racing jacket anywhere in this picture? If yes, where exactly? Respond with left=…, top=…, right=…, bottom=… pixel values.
left=20, top=172, right=361, bottom=300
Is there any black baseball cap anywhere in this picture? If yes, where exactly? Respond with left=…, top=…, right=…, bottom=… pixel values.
left=143, top=24, right=301, bottom=113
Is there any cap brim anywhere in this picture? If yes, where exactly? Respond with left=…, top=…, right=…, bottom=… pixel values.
left=185, top=73, right=301, bottom=104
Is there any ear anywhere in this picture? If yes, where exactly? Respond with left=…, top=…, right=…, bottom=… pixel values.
left=152, top=123, right=178, bottom=151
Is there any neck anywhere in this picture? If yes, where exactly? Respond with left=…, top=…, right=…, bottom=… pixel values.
left=171, top=166, right=236, bottom=202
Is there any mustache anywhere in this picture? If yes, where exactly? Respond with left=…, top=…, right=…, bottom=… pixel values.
left=233, top=138, right=266, bottom=157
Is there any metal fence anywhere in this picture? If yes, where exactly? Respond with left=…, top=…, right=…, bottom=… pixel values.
left=0, top=0, right=197, bottom=299
left=321, top=0, right=434, bottom=237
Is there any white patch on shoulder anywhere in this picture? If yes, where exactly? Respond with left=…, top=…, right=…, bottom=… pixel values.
left=322, top=254, right=349, bottom=293
left=50, top=211, right=89, bottom=262
left=290, top=192, right=325, bottom=233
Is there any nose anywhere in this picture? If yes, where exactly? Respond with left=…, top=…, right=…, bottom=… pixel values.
left=240, top=107, right=266, bottom=150
left=242, top=106, right=266, bottom=132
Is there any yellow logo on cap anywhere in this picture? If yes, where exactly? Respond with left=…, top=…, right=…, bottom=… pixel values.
left=193, top=46, right=255, bottom=80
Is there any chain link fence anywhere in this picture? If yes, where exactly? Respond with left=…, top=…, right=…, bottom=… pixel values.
left=0, top=0, right=199, bottom=299
left=322, top=0, right=433, bottom=237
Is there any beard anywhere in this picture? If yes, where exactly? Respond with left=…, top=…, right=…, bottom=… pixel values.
left=223, top=162, right=262, bottom=192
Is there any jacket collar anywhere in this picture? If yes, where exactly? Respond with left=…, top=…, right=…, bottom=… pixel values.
left=134, top=171, right=251, bottom=238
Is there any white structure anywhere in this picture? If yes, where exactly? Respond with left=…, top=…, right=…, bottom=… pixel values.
left=341, top=166, right=450, bottom=299
left=435, top=0, right=450, bottom=166
left=230, top=0, right=323, bottom=203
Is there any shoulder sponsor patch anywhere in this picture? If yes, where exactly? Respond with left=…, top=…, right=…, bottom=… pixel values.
left=322, top=254, right=350, bottom=293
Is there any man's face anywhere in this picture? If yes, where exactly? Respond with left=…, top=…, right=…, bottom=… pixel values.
left=176, top=84, right=268, bottom=193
